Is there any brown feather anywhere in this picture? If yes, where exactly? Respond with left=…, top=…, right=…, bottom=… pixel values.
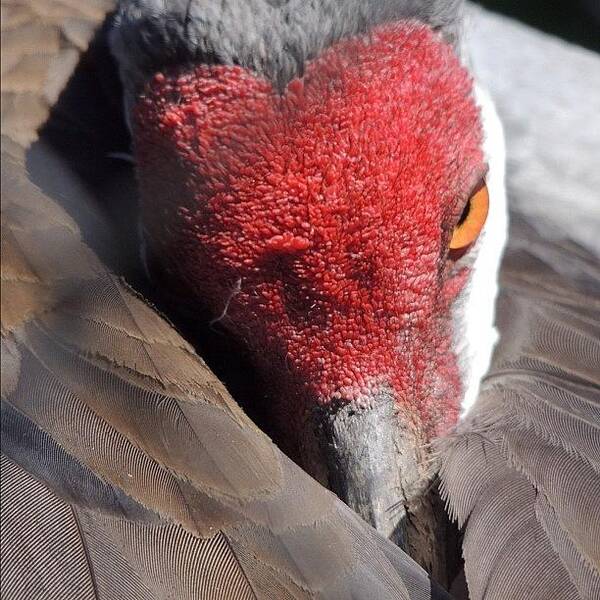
left=0, top=455, right=98, bottom=600
left=0, top=0, right=113, bottom=145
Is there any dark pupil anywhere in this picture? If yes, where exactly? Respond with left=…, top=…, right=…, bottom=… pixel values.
left=457, top=199, right=472, bottom=227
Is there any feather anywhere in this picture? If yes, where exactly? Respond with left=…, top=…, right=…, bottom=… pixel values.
left=0, top=0, right=114, bottom=146
left=110, top=0, right=464, bottom=105
left=439, top=218, right=600, bottom=600
left=439, top=13, right=600, bottom=597
left=0, top=455, right=98, bottom=600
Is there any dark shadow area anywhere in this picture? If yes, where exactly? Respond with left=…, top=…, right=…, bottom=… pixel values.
left=476, top=0, right=600, bottom=52
left=29, top=16, right=139, bottom=284
left=395, top=479, right=465, bottom=593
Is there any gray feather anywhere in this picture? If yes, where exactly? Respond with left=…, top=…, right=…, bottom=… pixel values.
left=438, top=11, right=600, bottom=598
left=110, top=0, right=463, bottom=96
left=438, top=217, right=600, bottom=599
left=465, top=5, right=600, bottom=255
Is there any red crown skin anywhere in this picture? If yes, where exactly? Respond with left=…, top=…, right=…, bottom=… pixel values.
left=133, top=23, right=485, bottom=451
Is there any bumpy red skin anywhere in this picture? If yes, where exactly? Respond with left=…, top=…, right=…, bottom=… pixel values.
left=133, top=23, right=484, bottom=440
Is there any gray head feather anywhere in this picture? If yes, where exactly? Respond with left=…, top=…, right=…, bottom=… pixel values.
left=110, top=0, right=463, bottom=106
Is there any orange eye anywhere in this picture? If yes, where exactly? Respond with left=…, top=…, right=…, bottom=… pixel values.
left=449, top=182, right=489, bottom=250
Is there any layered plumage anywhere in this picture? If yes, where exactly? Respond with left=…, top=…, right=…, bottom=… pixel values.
left=439, top=216, right=600, bottom=599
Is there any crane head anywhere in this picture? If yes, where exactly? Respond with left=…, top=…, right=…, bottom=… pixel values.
left=113, top=6, right=500, bottom=551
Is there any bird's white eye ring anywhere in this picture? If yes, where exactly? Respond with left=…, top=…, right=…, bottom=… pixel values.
left=450, top=181, right=489, bottom=251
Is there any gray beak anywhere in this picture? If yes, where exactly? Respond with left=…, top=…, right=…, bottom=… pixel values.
left=313, top=391, right=426, bottom=550
left=307, top=390, right=458, bottom=590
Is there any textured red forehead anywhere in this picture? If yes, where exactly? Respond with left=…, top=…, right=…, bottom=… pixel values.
left=134, top=22, right=484, bottom=429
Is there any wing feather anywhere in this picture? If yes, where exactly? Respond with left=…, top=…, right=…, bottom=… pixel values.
left=0, top=455, right=98, bottom=600
left=440, top=218, right=600, bottom=600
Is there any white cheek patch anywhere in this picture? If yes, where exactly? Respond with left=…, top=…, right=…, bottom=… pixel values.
left=454, top=84, right=508, bottom=415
